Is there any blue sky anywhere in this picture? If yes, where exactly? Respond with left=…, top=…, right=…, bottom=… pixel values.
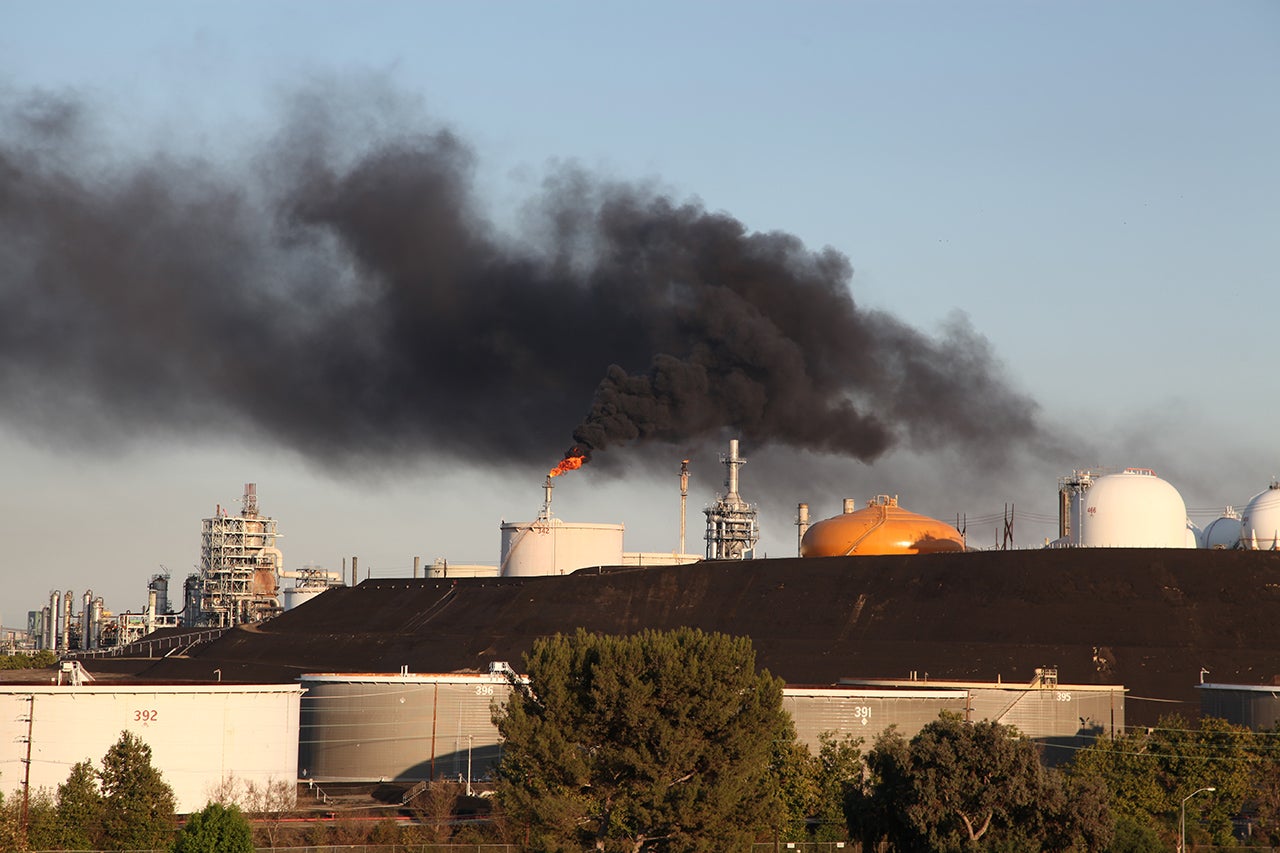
left=2, top=2, right=1277, bottom=628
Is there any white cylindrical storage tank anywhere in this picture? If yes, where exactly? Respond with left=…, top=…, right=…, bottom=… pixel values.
left=1080, top=469, right=1190, bottom=548
left=1241, top=484, right=1280, bottom=550
left=500, top=519, right=625, bottom=577
left=282, top=586, right=329, bottom=611
left=0, top=684, right=302, bottom=814
left=298, top=671, right=518, bottom=783
left=1203, top=511, right=1243, bottom=550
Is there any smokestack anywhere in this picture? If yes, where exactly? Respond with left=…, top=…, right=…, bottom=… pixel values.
left=413, top=556, right=420, bottom=579
left=351, top=556, right=358, bottom=587
left=541, top=477, right=554, bottom=520
left=243, top=483, right=258, bottom=517
left=679, top=459, right=690, bottom=555
left=796, top=503, right=810, bottom=556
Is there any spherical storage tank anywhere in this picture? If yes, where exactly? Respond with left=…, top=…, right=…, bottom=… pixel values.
left=1079, top=469, right=1190, bottom=548
left=1241, top=483, right=1280, bottom=550
left=800, top=495, right=965, bottom=557
left=1203, top=509, right=1243, bottom=550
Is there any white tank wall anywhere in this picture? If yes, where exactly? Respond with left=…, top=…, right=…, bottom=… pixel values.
left=1241, top=485, right=1280, bottom=550
left=1080, top=470, right=1191, bottom=548
left=283, top=587, right=329, bottom=610
left=500, top=519, right=625, bottom=577
left=0, top=684, right=302, bottom=814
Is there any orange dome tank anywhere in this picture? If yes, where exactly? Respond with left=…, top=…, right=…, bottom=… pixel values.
left=800, top=495, right=966, bottom=557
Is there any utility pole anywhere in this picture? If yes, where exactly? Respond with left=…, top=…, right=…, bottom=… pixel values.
left=20, top=694, right=33, bottom=835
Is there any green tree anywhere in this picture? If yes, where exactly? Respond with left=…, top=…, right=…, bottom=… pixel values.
left=171, top=802, right=254, bottom=853
left=23, top=787, right=58, bottom=851
left=494, top=627, right=794, bottom=852
left=0, top=650, right=57, bottom=670
left=56, top=759, right=104, bottom=849
left=768, top=735, right=817, bottom=842
left=1107, top=814, right=1164, bottom=853
left=0, top=787, right=28, bottom=853
left=808, top=733, right=862, bottom=842
left=1069, top=714, right=1254, bottom=847
left=99, top=730, right=177, bottom=851
left=846, top=712, right=1112, bottom=852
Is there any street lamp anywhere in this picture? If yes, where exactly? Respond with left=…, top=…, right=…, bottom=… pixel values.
left=1179, top=786, right=1215, bottom=853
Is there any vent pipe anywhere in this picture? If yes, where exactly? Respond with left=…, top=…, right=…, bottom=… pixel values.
left=725, top=439, right=742, bottom=500
left=796, top=503, right=810, bottom=555
left=541, top=477, right=554, bottom=519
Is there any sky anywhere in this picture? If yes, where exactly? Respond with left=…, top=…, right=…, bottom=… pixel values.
left=1, top=2, right=1277, bottom=630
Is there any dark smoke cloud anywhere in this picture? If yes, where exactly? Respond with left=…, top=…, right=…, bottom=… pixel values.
left=0, top=81, right=1047, bottom=474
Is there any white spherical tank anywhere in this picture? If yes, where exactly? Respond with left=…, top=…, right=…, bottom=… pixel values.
left=1203, top=510, right=1243, bottom=550
left=1080, top=469, right=1191, bottom=548
left=500, top=518, right=625, bottom=577
left=1241, top=484, right=1280, bottom=550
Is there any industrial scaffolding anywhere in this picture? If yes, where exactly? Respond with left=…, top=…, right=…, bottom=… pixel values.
left=198, top=483, right=282, bottom=627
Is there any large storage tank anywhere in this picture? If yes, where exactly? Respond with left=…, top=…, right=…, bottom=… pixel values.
left=782, top=687, right=968, bottom=752
left=800, top=495, right=965, bottom=557
left=500, top=518, right=625, bottom=577
left=1203, top=509, right=1243, bottom=550
left=1241, top=483, right=1280, bottom=550
left=1199, top=682, right=1280, bottom=730
left=843, top=674, right=1125, bottom=765
left=0, top=683, right=302, bottom=813
left=298, top=669, right=518, bottom=783
left=1079, top=469, right=1191, bottom=548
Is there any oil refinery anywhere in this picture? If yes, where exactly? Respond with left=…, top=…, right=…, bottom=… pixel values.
left=6, top=440, right=1280, bottom=806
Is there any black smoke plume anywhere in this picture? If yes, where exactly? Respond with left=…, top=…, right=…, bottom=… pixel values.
left=0, top=82, right=1043, bottom=473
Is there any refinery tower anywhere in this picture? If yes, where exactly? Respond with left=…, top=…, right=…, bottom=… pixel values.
left=194, top=483, right=282, bottom=627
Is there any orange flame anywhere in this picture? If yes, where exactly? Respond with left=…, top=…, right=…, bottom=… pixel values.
left=548, top=452, right=587, bottom=478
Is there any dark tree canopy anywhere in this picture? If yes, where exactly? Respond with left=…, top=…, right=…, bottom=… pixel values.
left=846, top=712, right=1112, bottom=852
left=494, top=627, right=793, bottom=852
